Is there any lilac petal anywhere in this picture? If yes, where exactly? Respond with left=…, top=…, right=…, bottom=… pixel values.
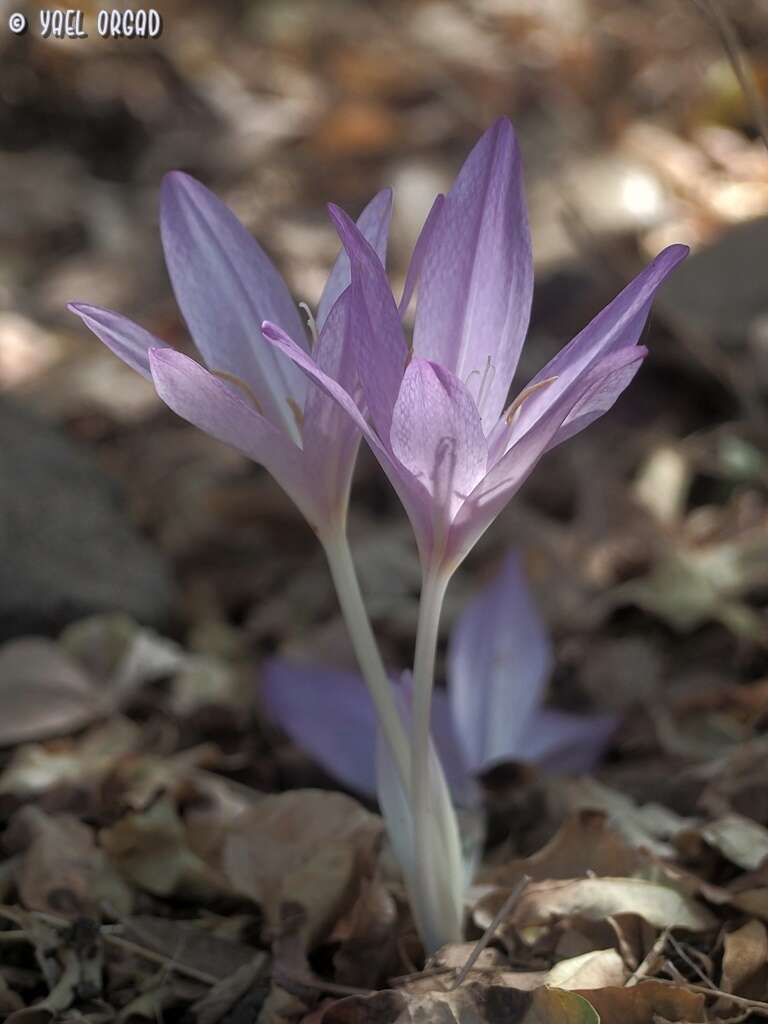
left=412, top=119, right=533, bottom=433
left=148, top=347, right=316, bottom=523
left=399, top=195, right=445, bottom=318
left=447, top=552, right=553, bottom=775
left=261, top=660, right=379, bottom=796
left=67, top=304, right=168, bottom=381
left=327, top=204, right=409, bottom=442
left=503, top=244, right=688, bottom=446
left=316, top=189, right=393, bottom=331
left=301, top=289, right=362, bottom=516
left=390, top=359, right=487, bottom=524
left=448, top=347, right=647, bottom=568
left=517, top=708, right=619, bottom=775
left=429, top=689, right=481, bottom=808
left=262, top=321, right=436, bottom=562
left=159, top=172, right=308, bottom=440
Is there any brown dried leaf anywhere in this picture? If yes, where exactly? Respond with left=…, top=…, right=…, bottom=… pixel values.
left=100, top=796, right=223, bottom=899
left=6, top=806, right=132, bottom=917
left=574, top=981, right=706, bottom=1024
left=476, top=877, right=716, bottom=948
left=702, top=813, right=768, bottom=870
left=483, top=811, right=641, bottom=888
left=321, top=985, right=599, bottom=1023
left=222, top=790, right=381, bottom=949
left=0, top=638, right=106, bottom=746
left=719, top=919, right=768, bottom=999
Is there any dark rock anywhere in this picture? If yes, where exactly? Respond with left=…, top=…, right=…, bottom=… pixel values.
left=0, top=398, right=173, bottom=640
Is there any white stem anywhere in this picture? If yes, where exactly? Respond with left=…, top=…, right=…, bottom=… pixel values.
left=321, top=528, right=410, bottom=789
left=411, top=568, right=463, bottom=951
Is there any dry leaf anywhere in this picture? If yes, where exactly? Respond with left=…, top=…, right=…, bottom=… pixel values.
left=702, top=813, right=768, bottom=870
left=719, top=919, right=768, bottom=1000
left=222, top=790, right=381, bottom=949
left=476, top=877, right=716, bottom=948
left=322, top=985, right=599, bottom=1023
left=0, top=638, right=106, bottom=746
left=6, top=806, right=132, bottom=917
left=574, top=981, right=706, bottom=1023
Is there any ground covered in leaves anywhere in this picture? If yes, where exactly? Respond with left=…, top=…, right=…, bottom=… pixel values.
left=1, top=0, right=768, bottom=1021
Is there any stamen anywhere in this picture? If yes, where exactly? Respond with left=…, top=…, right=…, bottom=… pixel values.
left=211, top=369, right=264, bottom=415
left=286, top=396, right=305, bottom=433
left=476, top=356, right=496, bottom=409
left=505, top=376, right=558, bottom=424
left=299, top=301, right=318, bottom=348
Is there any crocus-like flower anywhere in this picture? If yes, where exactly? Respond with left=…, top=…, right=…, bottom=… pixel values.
left=262, top=117, right=688, bottom=953
left=263, top=118, right=688, bottom=578
left=68, top=175, right=416, bottom=797
left=69, top=175, right=392, bottom=538
left=262, top=552, right=616, bottom=798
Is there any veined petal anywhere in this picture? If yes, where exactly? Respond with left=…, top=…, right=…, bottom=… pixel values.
left=327, top=204, right=409, bottom=442
left=262, top=321, right=437, bottom=562
left=412, top=118, right=533, bottom=433
left=316, top=189, right=393, bottom=331
left=399, top=194, right=445, bottom=318
left=302, top=289, right=363, bottom=520
left=148, top=348, right=318, bottom=525
left=518, top=708, right=619, bottom=775
left=503, top=244, right=688, bottom=446
left=390, top=359, right=487, bottom=527
left=261, top=660, right=379, bottom=796
left=448, top=347, right=647, bottom=569
left=447, top=552, right=553, bottom=775
left=67, top=304, right=168, bottom=381
left=261, top=659, right=477, bottom=804
left=160, top=172, right=308, bottom=441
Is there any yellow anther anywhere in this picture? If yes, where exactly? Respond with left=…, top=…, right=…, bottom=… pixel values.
left=210, top=369, right=264, bottom=415
left=505, top=376, right=558, bottom=424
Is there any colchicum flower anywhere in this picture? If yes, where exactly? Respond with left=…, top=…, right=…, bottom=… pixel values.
left=69, top=176, right=392, bottom=538
left=262, top=116, right=688, bottom=953
left=263, top=118, right=688, bottom=579
left=68, top=176, right=415, bottom=806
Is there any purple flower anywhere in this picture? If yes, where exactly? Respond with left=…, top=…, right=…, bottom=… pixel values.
left=69, top=176, right=393, bottom=536
left=262, top=552, right=616, bottom=799
left=263, top=119, right=688, bottom=575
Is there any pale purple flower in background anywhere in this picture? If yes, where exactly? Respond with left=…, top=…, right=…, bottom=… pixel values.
left=262, top=552, right=617, bottom=800
left=263, top=118, right=688, bottom=577
left=69, top=176, right=392, bottom=536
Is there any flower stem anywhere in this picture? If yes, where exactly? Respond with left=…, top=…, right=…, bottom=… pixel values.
left=411, top=567, right=462, bottom=950
left=321, top=529, right=410, bottom=789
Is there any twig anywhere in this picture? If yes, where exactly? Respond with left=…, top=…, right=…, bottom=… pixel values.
left=666, top=933, right=717, bottom=990
left=19, top=909, right=220, bottom=987
left=695, top=0, right=768, bottom=156
left=625, top=927, right=670, bottom=986
left=450, top=875, right=530, bottom=990
left=654, top=975, right=768, bottom=1016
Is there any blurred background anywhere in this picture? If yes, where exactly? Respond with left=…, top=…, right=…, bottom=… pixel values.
left=0, top=0, right=767, bottom=783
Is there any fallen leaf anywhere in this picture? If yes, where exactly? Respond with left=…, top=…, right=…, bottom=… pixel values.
left=483, top=810, right=641, bottom=888
left=574, top=981, right=705, bottom=1023
left=719, top=919, right=768, bottom=1001
left=0, top=638, right=106, bottom=746
left=5, top=806, right=132, bottom=917
left=322, top=985, right=598, bottom=1023
left=702, top=813, right=768, bottom=870
left=222, top=790, right=381, bottom=949
left=476, top=877, right=716, bottom=948
left=100, top=796, right=223, bottom=899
